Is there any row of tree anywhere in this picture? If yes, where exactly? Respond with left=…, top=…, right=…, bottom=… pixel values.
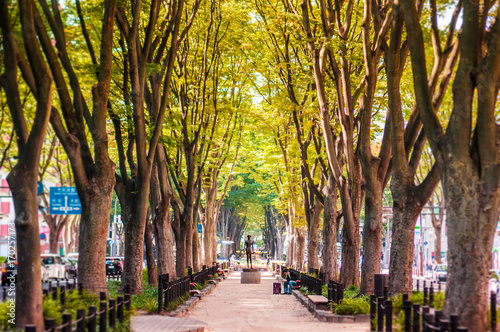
left=1, top=0, right=500, bottom=330
left=241, top=0, right=500, bottom=331
left=0, top=0, right=255, bottom=329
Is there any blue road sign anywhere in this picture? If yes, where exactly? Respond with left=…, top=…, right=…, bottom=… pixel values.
left=197, top=224, right=202, bottom=234
left=37, top=181, right=44, bottom=195
left=50, top=187, right=82, bottom=215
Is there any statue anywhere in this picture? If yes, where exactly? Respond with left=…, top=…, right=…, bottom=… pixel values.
left=244, top=235, right=254, bottom=268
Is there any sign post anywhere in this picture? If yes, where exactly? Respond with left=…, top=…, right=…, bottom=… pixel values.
left=49, top=187, right=82, bottom=215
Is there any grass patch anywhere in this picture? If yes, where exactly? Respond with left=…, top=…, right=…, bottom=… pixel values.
left=332, top=296, right=370, bottom=315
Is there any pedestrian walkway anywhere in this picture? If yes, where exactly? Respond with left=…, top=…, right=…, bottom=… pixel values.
left=132, top=270, right=370, bottom=332
left=187, top=270, right=369, bottom=332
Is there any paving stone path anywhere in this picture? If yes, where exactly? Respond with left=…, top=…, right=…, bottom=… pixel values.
left=132, top=270, right=370, bottom=332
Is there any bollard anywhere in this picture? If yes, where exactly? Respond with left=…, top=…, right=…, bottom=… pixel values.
left=429, top=284, right=434, bottom=307
left=434, top=310, right=442, bottom=325
left=60, top=285, right=66, bottom=307
left=158, top=275, right=164, bottom=314
left=77, top=308, right=86, bottom=332
left=377, top=297, right=385, bottom=332
left=109, top=298, right=116, bottom=329
left=370, top=295, right=376, bottom=331
left=99, top=301, right=107, bottom=332
left=403, top=293, right=409, bottom=301
left=440, top=319, right=451, bottom=331
left=100, top=291, right=106, bottom=301
left=24, top=325, right=36, bottom=332
left=450, top=314, right=459, bottom=332
left=424, top=287, right=428, bottom=305
left=413, top=303, right=421, bottom=331
left=492, top=292, right=497, bottom=332
left=62, top=313, right=72, bottom=332
left=125, top=292, right=131, bottom=310
left=417, top=279, right=420, bottom=292
left=88, top=305, right=97, bottom=332
left=45, top=318, right=56, bottom=332
left=403, top=300, right=412, bottom=332
left=423, top=313, right=434, bottom=332
left=337, top=283, right=344, bottom=302
left=385, top=300, right=393, bottom=332
left=52, top=287, right=57, bottom=301
left=117, top=296, right=124, bottom=323
left=384, top=286, right=388, bottom=300
left=456, top=328, right=468, bottom=332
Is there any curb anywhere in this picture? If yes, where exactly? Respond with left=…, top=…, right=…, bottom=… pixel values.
left=291, top=290, right=370, bottom=323
left=170, top=277, right=223, bottom=317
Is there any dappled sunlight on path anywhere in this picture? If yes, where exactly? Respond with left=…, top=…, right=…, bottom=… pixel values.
left=186, top=270, right=369, bottom=332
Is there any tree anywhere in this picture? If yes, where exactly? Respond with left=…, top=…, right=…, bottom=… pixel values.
left=400, top=0, right=500, bottom=328
left=23, top=0, right=119, bottom=295
left=113, top=0, right=201, bottom=292
left=0, top=0, right=53, bottom=328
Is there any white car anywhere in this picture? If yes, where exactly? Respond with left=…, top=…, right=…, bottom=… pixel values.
left=41, top=261, right=50, bottom=283
left=41, top=254, right=67, bottom=279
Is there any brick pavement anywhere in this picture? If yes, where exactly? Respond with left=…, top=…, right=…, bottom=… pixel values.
left=132, top=269, right=370, bottom=332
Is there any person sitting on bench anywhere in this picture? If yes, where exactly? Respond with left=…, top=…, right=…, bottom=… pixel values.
left=213, top=262, right=226, bottom=279
left=282, top=269, right=296, bottom=294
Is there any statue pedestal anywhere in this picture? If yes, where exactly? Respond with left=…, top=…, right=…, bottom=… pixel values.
left=241, top=268, right=261, bottom=284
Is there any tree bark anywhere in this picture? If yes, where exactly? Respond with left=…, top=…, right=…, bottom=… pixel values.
left=0, top=0, right=52, bottom=328
left=322, top=174, right=339, bottom=282
left=144, top=219, right=157, bottom=286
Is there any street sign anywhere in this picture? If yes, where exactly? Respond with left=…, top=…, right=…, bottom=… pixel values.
left=197, top=224, right=202, bottom=234
left=37, top=181, right=44, bottom=195
left=49, top=187, right=82, bottom=215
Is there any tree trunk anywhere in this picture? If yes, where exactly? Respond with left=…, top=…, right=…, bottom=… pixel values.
left=8, top=171, right=44, bottom=330
left=322, top=175, right=339, bottom=282
left=388, top=175, right=421, bottom=294
left=434, top=224, right=442, bottom=264
left=120, top=187, right=150, bottom=294
left=78, top=175, right=115, bottom=295
left=201, top=183, right=218, bottom=265
left=151, top=148, right=176, bottom=278
left=360, top=183, right=383, bottom=294
left=49, top=225, right=61, bottom=254
left=339, top=181, right=361, bottom=287
left=144, top=220, right=157, bottom=286
left=443, top=172, right=500, bottom=331
left=193, top=221, right=202, bottom=270
left=294, top=229, right=306, bottom=271
left=307, top=202, right=322, bottom=270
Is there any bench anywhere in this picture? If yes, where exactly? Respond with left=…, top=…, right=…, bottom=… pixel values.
left=307, top=295, right=329, bottom=311
left=189, top=289, right=201, bottom=295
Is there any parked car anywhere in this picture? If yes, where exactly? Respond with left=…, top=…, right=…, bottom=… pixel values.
left=41, top=254, right=67, bottom=279
left=62, top=257, right=78, bottom=278
left=106, top=257, right=123, bottom=275
left=435, top=264, right=448, bottom=283
left=1, top=262, right=17, bottom=286
left=41, top=261, right=50, bottom=283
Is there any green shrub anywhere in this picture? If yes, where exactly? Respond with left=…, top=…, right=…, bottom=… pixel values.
left=333, top=297, right=370, bottom=315
left=344, top=285, right=360, bottom=299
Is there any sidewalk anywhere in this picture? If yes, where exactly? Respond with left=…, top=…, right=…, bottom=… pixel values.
left=185, top=270, right=370, bottom=332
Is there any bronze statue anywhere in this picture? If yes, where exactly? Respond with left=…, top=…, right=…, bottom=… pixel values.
left=244, top=235, right=254, bottom=268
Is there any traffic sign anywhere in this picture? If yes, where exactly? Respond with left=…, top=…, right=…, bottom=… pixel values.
left=37, top=181, right=44, bottom=195
left=49, top=187, right=82, bottom=215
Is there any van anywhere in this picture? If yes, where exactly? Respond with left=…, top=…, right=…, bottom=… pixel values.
left=41, top=254, right=67, bottom=279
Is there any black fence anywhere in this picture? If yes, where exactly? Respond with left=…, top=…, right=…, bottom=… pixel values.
left=308, top=267, right=326, bottom=285
left=24, top=286, right=131, bottom=332
left=157, top=274, right=190, bottom=314
left=189, top=264, right=218, bottom=285
left=370, top=285, right=473, bottom=332
left=328, top=280, right=344, bottom=303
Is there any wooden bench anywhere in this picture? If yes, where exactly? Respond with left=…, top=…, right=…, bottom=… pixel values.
left=307, top=295, right=329, bottom=311
left=189, top=289, right=201, bottom=295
